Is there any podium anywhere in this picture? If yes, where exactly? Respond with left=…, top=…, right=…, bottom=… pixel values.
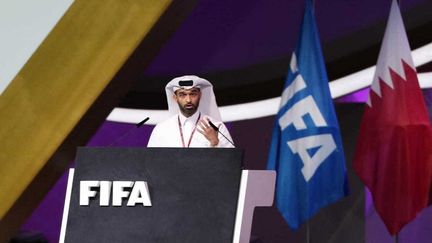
left=60, top=147, right=275, bottom=243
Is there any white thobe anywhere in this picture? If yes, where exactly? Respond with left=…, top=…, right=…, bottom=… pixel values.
left=147, top=112, right=234, bottom=148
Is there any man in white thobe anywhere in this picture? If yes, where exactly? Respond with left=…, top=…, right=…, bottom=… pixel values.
left=147, top=75, right=234, bottom=148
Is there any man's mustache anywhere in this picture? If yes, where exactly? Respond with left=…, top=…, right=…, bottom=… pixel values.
left=184, top=103, right=195, bottom=108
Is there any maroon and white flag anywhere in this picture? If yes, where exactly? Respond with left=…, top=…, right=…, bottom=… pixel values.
left=353, top=0, right=432, bottom=235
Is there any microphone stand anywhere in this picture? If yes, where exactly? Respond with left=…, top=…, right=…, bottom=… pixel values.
left=208, top=120, right=235, bottom=147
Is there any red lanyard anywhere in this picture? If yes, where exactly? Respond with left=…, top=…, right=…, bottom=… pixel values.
left=178, top=113, right=201, bottom=148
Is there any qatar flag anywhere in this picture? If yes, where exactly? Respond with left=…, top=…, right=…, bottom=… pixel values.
left=353, top=0, right=432, bottom=235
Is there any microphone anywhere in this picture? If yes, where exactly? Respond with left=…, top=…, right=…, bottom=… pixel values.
left=208, top=120, right=235, bottom=147
left=136, top=117, right=150, bottom=128
left=108, top=117, right=150, bottom=146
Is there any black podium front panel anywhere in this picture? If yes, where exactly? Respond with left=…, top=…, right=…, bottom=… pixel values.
left=64, top=147, right=243, bottom=243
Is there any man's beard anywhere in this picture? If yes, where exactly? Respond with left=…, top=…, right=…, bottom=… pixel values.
left=178, top=103, right=198, bottom=117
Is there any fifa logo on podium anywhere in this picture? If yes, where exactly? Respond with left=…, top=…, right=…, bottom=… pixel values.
left=79, top=181, right=152, bottom=207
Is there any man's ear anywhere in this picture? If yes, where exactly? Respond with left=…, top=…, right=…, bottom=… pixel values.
left=173, top=94, right=177, bottom=101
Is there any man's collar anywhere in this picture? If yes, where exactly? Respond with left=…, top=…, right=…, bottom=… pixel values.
left=178, top=111, right=200, bottom=126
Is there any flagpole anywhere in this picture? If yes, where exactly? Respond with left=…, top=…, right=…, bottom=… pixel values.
left=306, top=220, right=311, bottom=243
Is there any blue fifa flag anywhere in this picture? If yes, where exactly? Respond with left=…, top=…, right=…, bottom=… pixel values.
left=266, top=0, right=348, bottom=230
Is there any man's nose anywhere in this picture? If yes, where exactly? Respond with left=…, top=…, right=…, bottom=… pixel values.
left=185, top=94, right=192, bottom=102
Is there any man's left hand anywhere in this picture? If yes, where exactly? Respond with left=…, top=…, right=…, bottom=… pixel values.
left=197, top=118, right=219, bottom=147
